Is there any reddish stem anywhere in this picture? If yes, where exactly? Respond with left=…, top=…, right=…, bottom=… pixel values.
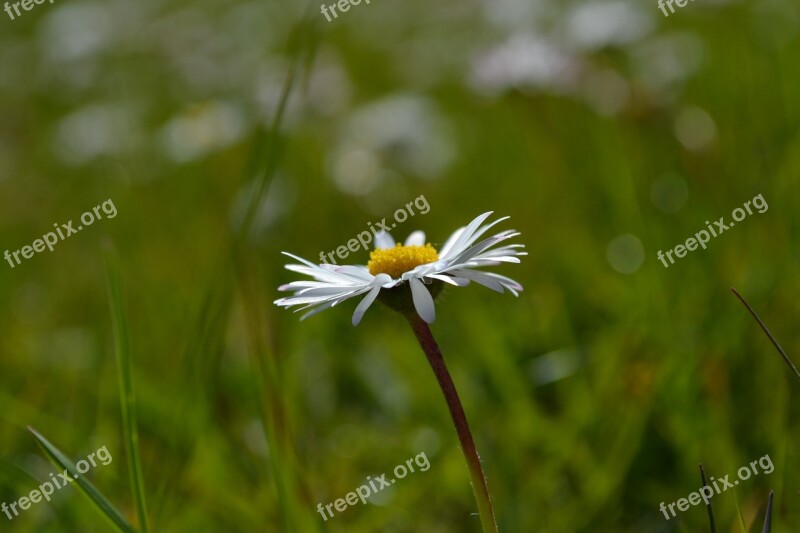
left=406, top=314, right=498, bottom=533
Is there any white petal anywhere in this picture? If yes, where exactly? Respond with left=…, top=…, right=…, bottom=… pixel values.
left=333, top=265, right=374, bottom=281
left=438, top=226, right=465, bottom=258
left=462, top=216, right=511, bottom=250
left=438, top=212, right=493, bottom=260
left=299, top=301, right=337, bottom=321
left=287, top=286, right=359, bottom=300
left=401, top=261, right=445, bottom=281
left=281, top=251, right=324, bottom=269
left=278, top=280, right=331, bottom=291
left=440, top=228, right=525, bottom=271
left=352, top=285, right=382, bottom=326
left=404, top=230, right=426, bottom=247
left=275, top=287, right=361, bottom=307
left=447, top=269, right=506, bottom=293
left=282, top=252, right=372, bottom=281
left=409, top=278, right=436, bottom=323
left=373, top=273, right=393, bottom=285
left=374, top=231, right=395, bottom=249
left=426, top=273, right=471, bottom=286
left=449, top=269, right=523, bottom=295
left=282, top=251, right=373, bottom=284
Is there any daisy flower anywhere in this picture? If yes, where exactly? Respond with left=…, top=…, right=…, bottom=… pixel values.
left=275, top=210, right=524, bottom=532
left=274, top=211, right=526, bottom=325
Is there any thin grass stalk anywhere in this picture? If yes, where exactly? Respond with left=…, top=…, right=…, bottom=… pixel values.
left=106, top=256, right=150, bottom=532
left=731, top=287, right=800, bottom=382
left=151, top=284, right=231, bottom=526
left=237, top=7, right=320, bottom=239
left=732, top=488, right=747, bottom=533
left=762, top=490, right=774, bottom=533
left=234, top=251, right=295, bottom=531
left=229, top=8, right=322, bottom=528
left=699, top=464, right=716, bottom=533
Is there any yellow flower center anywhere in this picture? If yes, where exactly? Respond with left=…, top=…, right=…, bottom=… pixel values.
left=367, top=243, right=439, bottom=278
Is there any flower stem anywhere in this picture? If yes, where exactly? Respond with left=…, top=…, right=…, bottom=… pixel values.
left=405, top=314, right=498, bottom=533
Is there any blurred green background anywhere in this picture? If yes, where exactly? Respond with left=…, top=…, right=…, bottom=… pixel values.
left=1, top=0, right=798, bottom=531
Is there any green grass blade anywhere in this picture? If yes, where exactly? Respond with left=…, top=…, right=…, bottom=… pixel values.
left=106, top=254, right=150, bottom=533
left=732, top=488, right=747, bottom=533
left=28, top=427, right=136, bottom=533
left=229, top=8, right=323, bottom=532
left=236, top=7, right=320, bottom=240
left=731, top=287, right=800, bottom=382
left=761, top=490, right=774, bottom=533
left=699, top=464, right=716, bottom=533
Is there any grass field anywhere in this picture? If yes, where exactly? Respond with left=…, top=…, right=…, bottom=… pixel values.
left=1, top=0, right=798, bottom=531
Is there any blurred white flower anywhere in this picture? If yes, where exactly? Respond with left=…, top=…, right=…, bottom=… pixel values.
left=53, top=103, right=138, bottom=164
left=565, top=1, right=654, bottom=50
left=39, top=2, right=114, bottom=62
left=159, top=101, right=245, bottom=162
left=630, top=33, right=704, bottom=99
left=330, top=94, right=455, bottom=195
left=606, top=234, right=645, bottom=274
left=470, top=34, right=578, bottom=95
left=674, top=106, right=717, bottom=151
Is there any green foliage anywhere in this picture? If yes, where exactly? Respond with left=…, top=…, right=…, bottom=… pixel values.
left=0, top=0, right=798, bottom=531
